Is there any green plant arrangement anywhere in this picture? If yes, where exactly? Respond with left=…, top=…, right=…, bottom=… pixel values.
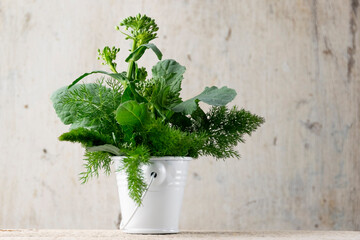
left=51, top=14, right=264, bottom=205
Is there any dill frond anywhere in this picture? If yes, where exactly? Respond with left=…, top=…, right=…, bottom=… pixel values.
left=80, top=151, right=112, bottom=183
left=197, top=106, right=265, bottom=159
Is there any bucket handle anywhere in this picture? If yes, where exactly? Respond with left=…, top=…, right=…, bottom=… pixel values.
left=120, top=172, right=157, bottom=230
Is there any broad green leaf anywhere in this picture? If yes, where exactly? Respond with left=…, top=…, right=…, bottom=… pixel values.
left=51, top=82, right=122, bottom=135
left=152, top=59, right=186, bottom=94
left=87, top=144, right=122, bottom=156
left=172, top=86, right=237, bottom=115
left=115, top=100, right=149, bottom=127
left=68, top=71, right=127, bottom=89
left=146, top=60, right=186, bottom=116
left=51, top=84, right=100, bottom=125
left=69, top=118, right=100, bottom=130
left=125, top=43, right=162, bottom=62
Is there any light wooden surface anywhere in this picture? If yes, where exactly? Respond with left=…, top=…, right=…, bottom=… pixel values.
left=0, top=0, right=359, bottom=231
left=0, top=230, right=360, bottom=240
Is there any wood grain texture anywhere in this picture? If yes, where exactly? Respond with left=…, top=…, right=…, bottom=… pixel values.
left=0, top=230, right=360, bottom=240
left=0, top=0, right=359, bottom=230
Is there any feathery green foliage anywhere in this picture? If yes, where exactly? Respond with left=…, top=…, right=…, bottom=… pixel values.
left=51, top=79, right=123, bottom=137
left=51, top=14, right=265, bottom=205
left=59, top=128, right=113, bottom=147
left=197, top=106, right=265, bottom=159
left=139, top=120, right=206, bottom=158
left=80, top=151, right=112, bottom=183
left=120, top=145, right=151, bottom=205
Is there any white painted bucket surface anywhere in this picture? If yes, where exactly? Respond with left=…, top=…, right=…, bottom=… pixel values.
left=113, top=156, right=192, bottom=234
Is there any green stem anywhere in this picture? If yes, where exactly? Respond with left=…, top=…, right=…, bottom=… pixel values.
left=126, top=40, right=137, bottom=80
left=109, top=64, right=128, bottom=88
left=127, top=62, right=135, bottom=80
left=109, top=64, right=117, bottom=74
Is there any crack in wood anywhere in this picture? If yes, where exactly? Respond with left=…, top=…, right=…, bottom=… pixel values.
left=312, top=0, right=319, bottom=43
left=323, top=37, right=333, bottom=56
left=347, top=0, right=358, bottom=82
left=115, top=212, right=121, bottom=229
left=225, top=28, right=232, bottom=41
left=312, top=0, right=320, bottom=85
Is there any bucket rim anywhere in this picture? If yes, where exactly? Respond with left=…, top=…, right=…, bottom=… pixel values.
left=111, top=156, right=193, bottom=161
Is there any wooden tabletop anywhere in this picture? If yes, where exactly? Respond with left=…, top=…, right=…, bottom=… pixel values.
left=0, top=230, right=359, bottom=239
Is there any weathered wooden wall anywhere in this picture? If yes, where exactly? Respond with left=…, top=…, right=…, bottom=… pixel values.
left=0, top=0, right=359, bottom=230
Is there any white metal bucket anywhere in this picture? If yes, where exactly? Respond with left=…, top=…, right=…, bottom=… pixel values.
left=113, top=156, right=192, bottom=234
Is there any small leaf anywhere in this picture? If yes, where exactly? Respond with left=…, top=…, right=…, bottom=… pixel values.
left=87, top=144, right=122, bottom=156
left=135, top=66, right=148, bottom=81
left=125, top=43, right=162, bottom=62
left=128, top=81, right=148, bottom=103
left=68, top=71, right=127, bottom=89
left=115, top=100, right=149, bottom=127
left=121, top=125, right=136, bottom=144
left=121, top=87, right=133, bottom=103
left=172, top=86, right=237, bottom=115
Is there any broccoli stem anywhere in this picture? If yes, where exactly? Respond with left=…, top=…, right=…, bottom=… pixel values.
left=109, top=64, right=117, bottom=74
left=126, top=40, right=137, bottom=80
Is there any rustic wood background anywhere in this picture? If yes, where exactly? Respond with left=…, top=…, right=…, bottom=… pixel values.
left=0, top=0, right=359, bottom=230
